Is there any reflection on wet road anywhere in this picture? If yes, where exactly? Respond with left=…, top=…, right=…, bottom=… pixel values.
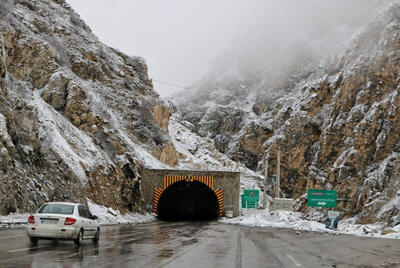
left=0, top=221, right=399, bottom=267
left=0, top=221, right=211, bottom=268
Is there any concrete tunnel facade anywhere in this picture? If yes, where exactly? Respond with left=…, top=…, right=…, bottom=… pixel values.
left=141, top=169, right=240, bottom=220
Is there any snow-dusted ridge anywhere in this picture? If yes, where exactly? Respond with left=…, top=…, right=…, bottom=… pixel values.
left=169, top=0, right=400, bottom=228
left=169, top=113, right=264, bottom=191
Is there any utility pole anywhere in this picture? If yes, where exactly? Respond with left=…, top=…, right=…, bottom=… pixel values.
left=264, top=153, right=269, bottom=210
left=276, top=147, right=280, bottom=198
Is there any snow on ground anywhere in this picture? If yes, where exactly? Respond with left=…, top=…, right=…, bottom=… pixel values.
left=220, top=209, right=400, bottom=239
left=0, top=200, right=155, bottom=230
left=87, top=199, right=155, bottom=225
left=2, top=204, right=399, bottom=240
left=0, top=213, right=31, bottom=229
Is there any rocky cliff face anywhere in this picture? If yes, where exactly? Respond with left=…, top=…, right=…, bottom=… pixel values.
left=0, top=0, right=177, bottom=214
left=173, top=2, right=400, bottom=225
left=278, top=3, right=400, bottom=225
left=2, top=0, right=398, bottom=227
left=0, top=0, right=264, bottom=216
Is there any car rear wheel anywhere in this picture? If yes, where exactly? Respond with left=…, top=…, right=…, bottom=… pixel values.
left=30, top=237, right=38, bottom=245
left=92, top=229, right=100, bottom=244
left=74, top=229, right=84, bottom=246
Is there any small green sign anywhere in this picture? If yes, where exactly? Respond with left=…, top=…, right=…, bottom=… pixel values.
left=243, top=190, right=259, bottom=202
left=241, top=195, right=257, bottom=208
left=307, top=189, right=337, bottom=208
left=241, top=190, right=259, bottom=209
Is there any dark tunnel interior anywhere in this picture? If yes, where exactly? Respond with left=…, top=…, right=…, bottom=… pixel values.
left=157, top=180, right=219, bottom=221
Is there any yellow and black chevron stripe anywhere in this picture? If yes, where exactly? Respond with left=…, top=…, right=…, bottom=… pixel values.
left=152, top=188, right=163, bottom=214
left=164, top=175, right=187, bottom=189
left=214, top=189, right=223, bottom=217
left=192, top=176, right=214, bottom=189
left=155, top=175, right=221, bottom=216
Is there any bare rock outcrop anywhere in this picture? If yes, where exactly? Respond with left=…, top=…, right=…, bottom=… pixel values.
left=261, top=3, right=400, bottom=224
left=0, top=0, right=177, bottom=214
left=172, top=2, right=400, bottom=225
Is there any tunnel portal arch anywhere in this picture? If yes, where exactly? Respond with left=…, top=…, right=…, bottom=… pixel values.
left=153, top=176, right=224, bottom=220
left=157, top=180, right=218, bottom=220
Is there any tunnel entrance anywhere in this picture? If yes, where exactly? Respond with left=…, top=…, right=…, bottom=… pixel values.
left=157, top=180, right=219, bottom=221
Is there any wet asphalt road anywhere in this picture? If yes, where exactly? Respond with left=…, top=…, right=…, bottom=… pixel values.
left=0, top=221, right=399, bottom=268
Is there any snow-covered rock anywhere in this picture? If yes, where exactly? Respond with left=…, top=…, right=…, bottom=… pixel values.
left=0, top=0, right=175, bottom=215
left=172, top=1, right=400, bottom=225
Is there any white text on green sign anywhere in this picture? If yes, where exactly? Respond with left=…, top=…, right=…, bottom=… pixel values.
left=307, top=189, right=337, bottom=208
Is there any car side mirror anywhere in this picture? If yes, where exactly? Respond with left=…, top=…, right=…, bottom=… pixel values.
left=92, top=215, right=98, bottom=220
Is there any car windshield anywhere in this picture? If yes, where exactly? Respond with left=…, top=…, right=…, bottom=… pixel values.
left=38, top=204, right=74, bottom=215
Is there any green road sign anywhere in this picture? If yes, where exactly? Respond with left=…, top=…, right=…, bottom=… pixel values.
left=241, top=195, right=257, bottom=208
left=243, top=190, right=259, bottom=202
left=307, top=189, right=337, bottom=208
left=241, top=190, right=259, bottom=209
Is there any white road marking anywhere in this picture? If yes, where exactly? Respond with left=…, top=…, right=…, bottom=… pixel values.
left=287, top=254, right=302, bottom=267
left=8, top=246, right=47, bottom=253
left=0, top=235, right=25, bottom=240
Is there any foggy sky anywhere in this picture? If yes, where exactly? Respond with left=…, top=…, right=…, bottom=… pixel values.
left=66, top=0, right=380, bottom=97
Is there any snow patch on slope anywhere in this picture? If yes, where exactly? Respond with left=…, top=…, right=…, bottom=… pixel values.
left=169, top=113, right=264, bottom=191
left=31, top=91, right=111, bottom=184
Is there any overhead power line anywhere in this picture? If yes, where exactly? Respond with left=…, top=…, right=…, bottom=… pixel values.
left=152, top=79, right=192, bottom=90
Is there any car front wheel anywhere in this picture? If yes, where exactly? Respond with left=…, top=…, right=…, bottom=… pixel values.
left=74, top=229, right=84, bottom=246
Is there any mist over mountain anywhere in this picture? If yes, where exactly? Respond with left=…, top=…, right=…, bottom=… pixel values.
left=172, top=0, right=383, bottom=170
left=172, top=0, right=400, bottom=225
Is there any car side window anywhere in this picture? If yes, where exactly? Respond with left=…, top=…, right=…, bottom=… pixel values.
left=84, top=207, right=93, bottom=219
left=78, top=205, right=86, bottom=218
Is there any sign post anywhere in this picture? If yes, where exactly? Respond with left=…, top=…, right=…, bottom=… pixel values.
left=264, top=154, right=269, bottom=210
left=276, top=148, right=280, bottom=198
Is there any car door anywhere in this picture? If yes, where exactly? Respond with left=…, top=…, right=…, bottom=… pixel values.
left=83, top=206, right=97, bottom=236
left=78, top=205, right=90, bottom=235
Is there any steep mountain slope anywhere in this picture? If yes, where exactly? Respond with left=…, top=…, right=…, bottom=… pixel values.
left=0, top=0, right=178, bottom=214
left=168, top=112, right=264, bottom=192
left=173, top=1, right=400, bottom=225
left=172, top=2, right=378, bottom=171
left=0, top=0, right=263, bottom=216
left=271, top=2, right=400, bottom=224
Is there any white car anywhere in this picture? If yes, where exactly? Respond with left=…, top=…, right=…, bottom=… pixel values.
left=26, top=202, right=100, bottom=245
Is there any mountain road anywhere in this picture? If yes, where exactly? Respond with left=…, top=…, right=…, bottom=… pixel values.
left=0, top=221, right=399, bottom=267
